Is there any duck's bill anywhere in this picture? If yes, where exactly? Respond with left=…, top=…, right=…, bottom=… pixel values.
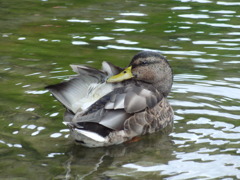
left=107, top=66, right=133, bottom=83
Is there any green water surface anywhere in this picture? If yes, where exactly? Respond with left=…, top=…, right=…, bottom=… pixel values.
left=1, top=0, right=240, bottom=179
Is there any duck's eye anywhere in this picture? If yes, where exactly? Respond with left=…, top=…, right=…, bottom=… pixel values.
left=140, top=61, right=148, bottom=66
left=123, top=71, right=126, bottom=73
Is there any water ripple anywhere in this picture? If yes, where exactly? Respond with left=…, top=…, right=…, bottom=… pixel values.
left=71, top=41, right=89, bottom=45
left=176, top=109, right=240, bottom=119
left=116, top=39, right=139, bottom=45
left=198, top=22, right=240, bottom=28
left=112, top=28, right=136, bottom=32
left=210, top=10, right=236, bottom=14
left=115, top=19, right=147, bottom=24
left=123, top=153, right=240, bottom=179
left=91, top=36, right=114, bottom=41
left=67, top=19, right=91, bottom=23
left=119, top=12, right=147, bottom=16
left=192, top=40, right=217, bottom=45
left=178, top=14, right=210, bottom=19
left=174, top=83, right=240, bottom=99
left=171, top=6, right=192, bottom=10
left=217, top=1, right=240, bottom=5
left=1, top=0, right=240, bottom=179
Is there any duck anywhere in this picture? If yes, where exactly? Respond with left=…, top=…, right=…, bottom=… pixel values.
left=46, top=51, right=174, bottom=147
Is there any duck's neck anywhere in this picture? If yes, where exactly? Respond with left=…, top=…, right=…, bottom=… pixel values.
left=122, top=78, right=172, bottom=97
left=156, top=79, right=172, bottom=97
left=139, top=77, right=172, bottom=97
left=155, top=68, right=173, bottom=97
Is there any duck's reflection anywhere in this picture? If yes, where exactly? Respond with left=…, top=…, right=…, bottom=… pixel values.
left=60, top=125, right=175, bottom=179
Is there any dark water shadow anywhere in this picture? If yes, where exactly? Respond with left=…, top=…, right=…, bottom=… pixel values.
left=56, top=125, right=175, bottom=179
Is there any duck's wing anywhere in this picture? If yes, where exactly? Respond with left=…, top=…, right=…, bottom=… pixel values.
left=46, top=62, right=122, bottom=113
left=71, top=61, right=122, bottom=77
left=71, top=85, right=163, bottom=132
left=101, top=61, right=123, bottom=76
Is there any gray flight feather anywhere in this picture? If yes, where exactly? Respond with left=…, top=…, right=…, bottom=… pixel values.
left=70, top=84, right=161, bottom=131
left=46, top=61, right=124, bottom=113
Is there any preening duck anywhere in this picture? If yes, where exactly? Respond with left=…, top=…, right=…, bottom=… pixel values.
left=46, top=51, right=174, bottom=147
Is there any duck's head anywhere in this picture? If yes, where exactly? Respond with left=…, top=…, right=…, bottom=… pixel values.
left=107, top=51, right=173, bottom=96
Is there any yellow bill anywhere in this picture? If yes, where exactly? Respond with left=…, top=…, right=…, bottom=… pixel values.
left=107, top=66, right=134, bottom=83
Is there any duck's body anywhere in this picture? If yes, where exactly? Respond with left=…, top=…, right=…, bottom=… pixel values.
left=46, top=51, right=174, bottom=147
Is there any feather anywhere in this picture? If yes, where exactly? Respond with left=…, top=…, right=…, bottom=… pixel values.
left=105, top=102, right=114, bottom=109
left=100, top=110, right=130, bottom=130
left=70, top=64, right=105, bottom=78
left=46, top=66, right=116, bottom=113
left=113, top=94, right=125, bottom=109
left=75, top=129, right=106, bottom=142
left=102, top=61, right=122, bottom=76
left=124, top=91, right=147, bottom=113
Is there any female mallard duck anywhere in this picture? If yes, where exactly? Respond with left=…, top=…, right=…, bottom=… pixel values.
left=46, top=51, right=174, bottom=147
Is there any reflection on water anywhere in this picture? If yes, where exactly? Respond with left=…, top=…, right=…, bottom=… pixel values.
left=0, top=0, right=240, bottom=179
left=60, top=129, right=174, bottom=179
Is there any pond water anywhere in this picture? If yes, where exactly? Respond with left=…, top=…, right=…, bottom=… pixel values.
left=1, top=0, right=240, bottom=179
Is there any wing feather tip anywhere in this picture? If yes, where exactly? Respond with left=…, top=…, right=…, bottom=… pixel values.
left=75, top=129, right=106, bottom=142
